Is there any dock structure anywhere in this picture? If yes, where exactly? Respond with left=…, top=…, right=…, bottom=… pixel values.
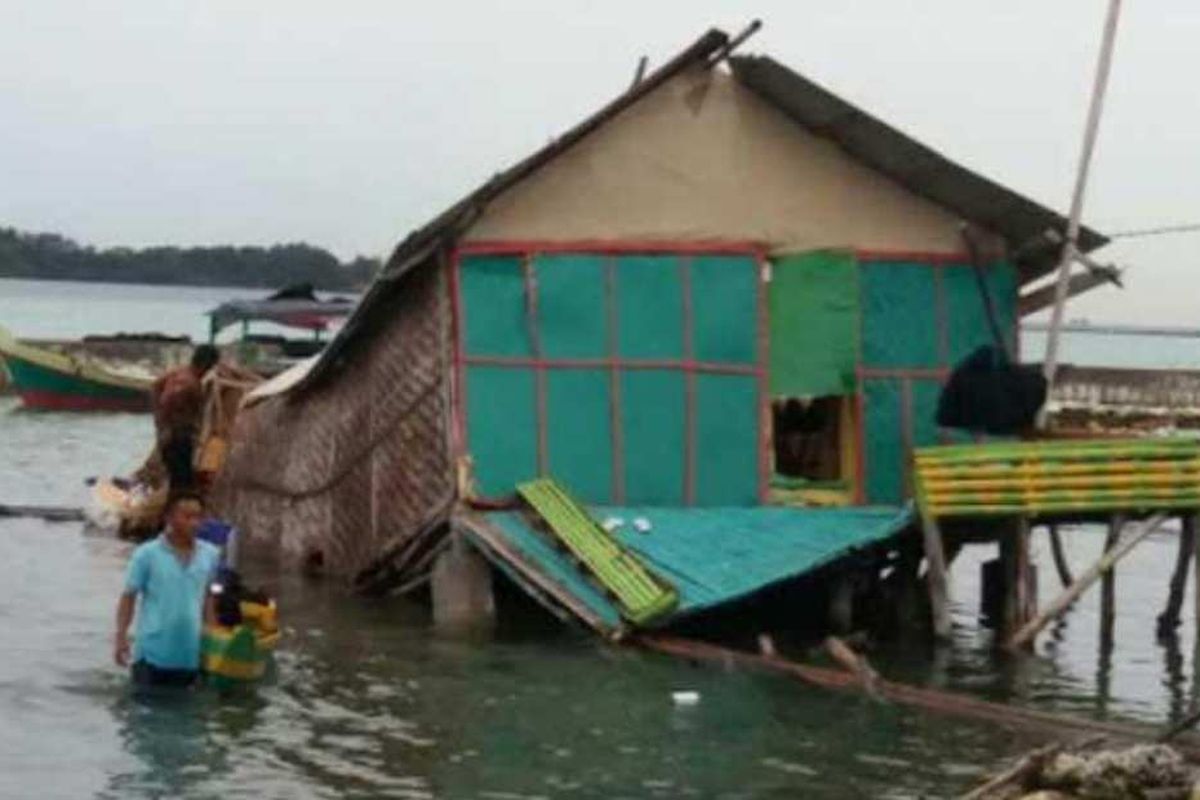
left=913, top=438, right=1200, bottom=646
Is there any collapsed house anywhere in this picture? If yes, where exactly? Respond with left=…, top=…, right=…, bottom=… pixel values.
left=211, top=28, right=1108, bottom=636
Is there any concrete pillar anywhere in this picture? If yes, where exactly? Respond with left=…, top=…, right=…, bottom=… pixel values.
left=431, top=534, right=495, bottom=633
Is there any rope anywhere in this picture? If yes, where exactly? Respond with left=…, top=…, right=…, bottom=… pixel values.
left=1109, top=222, right=1200, bottom=240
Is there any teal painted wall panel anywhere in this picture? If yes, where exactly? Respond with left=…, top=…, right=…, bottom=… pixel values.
left=861, top=262, right=939, bottom=368
left=546, top=369, right=613, bottom=503
left=864, top=378, right=904, bottom=505
left=466, top=366, right=537, bottom=496
left=535, top=254, right=608, bottom=359
left=621, top=370, right=686, bottom=505
left=460, top=255, right=531, bottom=357
left=615, top=256, right=683, bottom=359
left=691, top=255, right=757, bottom=365
left=695, top=374, right=759, bottom=505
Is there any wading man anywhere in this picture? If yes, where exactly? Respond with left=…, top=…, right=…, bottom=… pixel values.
left=114, top=491, right=220, bottom=687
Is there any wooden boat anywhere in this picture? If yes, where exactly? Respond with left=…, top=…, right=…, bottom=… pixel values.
left=0, top=324, right=153, bottom=412
left=202, top=598, right=280, bottom=685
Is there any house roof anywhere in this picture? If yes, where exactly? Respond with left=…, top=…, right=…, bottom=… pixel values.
left=729, top=55, right=1107, bottom=276
left=298, top=27, right=1104, bottom=392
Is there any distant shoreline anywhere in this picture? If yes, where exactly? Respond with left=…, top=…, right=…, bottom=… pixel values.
left=0, top=225, right=380, bottom=293
left=0, top=273, right=368, bottom=293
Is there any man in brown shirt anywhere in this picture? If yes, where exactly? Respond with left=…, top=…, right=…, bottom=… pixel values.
left=152, top=345, right=220, bottom=490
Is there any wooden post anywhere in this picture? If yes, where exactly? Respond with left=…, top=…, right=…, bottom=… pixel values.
left=1193, top=512, right=1200, bottom=650
left=829, top=574, right=855, bottom=634
left=1048, top=524, right=1075, bottom=588
left=999, top=518, right=1034, bottom=640
left=920, top=516, right=953, bottom=640
left=1157, top=515, right=1196, bottom=638
left=1008, top=512, right=1166, bottom=650
left=1100, top=514, right=1123, bottom=650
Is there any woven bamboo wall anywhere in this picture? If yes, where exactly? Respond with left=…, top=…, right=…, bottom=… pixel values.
left=210, top=260, right=454, bottom=579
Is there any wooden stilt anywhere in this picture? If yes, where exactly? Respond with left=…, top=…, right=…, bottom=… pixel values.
left=1008, top=512, right=1167, bottom=650
left=999, top=518, right=1034, bottom=641
left=1193, top=512, right=1200, bottom=653
left=920, top=516, right=952, bottom=640
left=829, top=574, right=854, bottom=633
left=1100, top=514, right=1123, bottom=651
left=1157, top=515, right=1196, bottom=638
left=1048, top=524, right=1075, bottom=588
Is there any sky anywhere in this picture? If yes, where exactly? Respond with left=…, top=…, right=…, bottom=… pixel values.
left=2, top=1, right=1199, bottom=324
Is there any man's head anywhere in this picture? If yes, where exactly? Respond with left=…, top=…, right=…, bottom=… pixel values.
left=190, top=345, right=220, bottom=376
left=164, top=490, right=205, bottom=541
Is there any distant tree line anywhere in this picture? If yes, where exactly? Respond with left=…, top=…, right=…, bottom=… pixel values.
left=0, top=226, right=380, bottom=290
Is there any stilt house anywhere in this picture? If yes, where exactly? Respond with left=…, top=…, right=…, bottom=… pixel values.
left=213, top=29, right=1106, bottom=603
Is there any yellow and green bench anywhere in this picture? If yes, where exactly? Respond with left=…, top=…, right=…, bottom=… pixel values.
left=911, top=437, right=1200, bottom=638
left=516, top=479, right=679, bottom=626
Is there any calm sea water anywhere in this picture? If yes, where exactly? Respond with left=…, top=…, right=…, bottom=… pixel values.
left=0, top=278, right=349, bottom=342
left=3, top=281, right=1200, bottom=798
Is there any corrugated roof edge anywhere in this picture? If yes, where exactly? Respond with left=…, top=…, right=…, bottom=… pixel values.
left=729, top=54, right=1108, bottom=280
left=291, top=28, right=730, bottom=393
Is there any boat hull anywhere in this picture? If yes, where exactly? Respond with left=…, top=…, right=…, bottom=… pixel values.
left=3, top=354, right=151, bottom=412
left=0, top=325, right=152, bottom=412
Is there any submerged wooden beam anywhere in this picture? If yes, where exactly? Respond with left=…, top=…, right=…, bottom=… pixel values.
left=1008, top=513, right=1167, bottom=650
left=639, top=634, right=1200, bottom=753
left=0, top=504, right=84, bottom=523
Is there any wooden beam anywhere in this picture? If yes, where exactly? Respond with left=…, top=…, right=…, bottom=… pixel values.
left=920, top=514, right=953, bottom=640
left=1100, top=514, right=1124, bottom=651
left=638, top=634, right=1200, bottom=753
left=1157, top=515, right=1196, bottom=638
left=1019, top=269, right=1113, bottom=316
left=1008, top=512, right=1166, bottom=650
left=0, top=504, right=84, bottom=523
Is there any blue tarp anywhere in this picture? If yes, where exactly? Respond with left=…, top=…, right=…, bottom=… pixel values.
left=468, top=505, right=914, bottom=632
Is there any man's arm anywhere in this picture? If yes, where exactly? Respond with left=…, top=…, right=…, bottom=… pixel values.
left=114, top=592, right=136, bottom=667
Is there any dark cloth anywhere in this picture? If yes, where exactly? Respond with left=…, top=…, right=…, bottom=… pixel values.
left=131, top=659, right=199, bottom=688
left=161, top=430, right=195, bottom=489
left=936, top=345, right=1047, bottom=435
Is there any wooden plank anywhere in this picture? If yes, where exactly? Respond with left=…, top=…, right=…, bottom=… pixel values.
left=1007, top=513, right=1167, bottom=649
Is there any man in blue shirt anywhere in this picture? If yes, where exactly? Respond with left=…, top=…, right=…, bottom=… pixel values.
left=114, top=490, right=221, bottom=687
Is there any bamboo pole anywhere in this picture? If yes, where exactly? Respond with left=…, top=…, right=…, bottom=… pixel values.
left=1041, top=0, right=1123, bottom=407
left=1100, top=514, right=1124, bottom=651
left=1157, top=515, right=1196, bottom=638
left=1008, top=512, right=1166, bottom=650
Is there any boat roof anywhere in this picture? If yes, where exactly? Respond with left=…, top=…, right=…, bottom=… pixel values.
left=206, top=297, right=355, bottom=335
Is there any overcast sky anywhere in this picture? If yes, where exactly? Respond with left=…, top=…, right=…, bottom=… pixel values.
left=3, top=1, right=1198, bottom=323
